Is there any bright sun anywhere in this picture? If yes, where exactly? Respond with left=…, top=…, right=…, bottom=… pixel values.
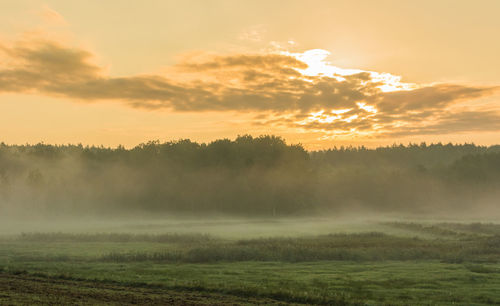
left=282, top=49, right=414, bottom=129
left=284, top=49, right=417, bottom=92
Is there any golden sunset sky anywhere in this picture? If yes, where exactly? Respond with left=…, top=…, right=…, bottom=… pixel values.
left=1, top=0, right=500, bottom=149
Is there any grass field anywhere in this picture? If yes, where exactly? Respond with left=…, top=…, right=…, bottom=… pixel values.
left=1, top=219, right=500, bottom=305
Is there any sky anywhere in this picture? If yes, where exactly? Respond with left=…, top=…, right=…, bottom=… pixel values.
left=1, top=0, right=500, bottom=149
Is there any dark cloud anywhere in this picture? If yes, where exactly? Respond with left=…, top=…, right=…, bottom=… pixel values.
left=0, top=40, right=100, bottom=91
left=372, top=85, right=495, bottom=114
left=383, top=111, right=500, bottom=137
left=179, top=54, right=308, bottom=72
left=0, top=38, right=498, bottom=137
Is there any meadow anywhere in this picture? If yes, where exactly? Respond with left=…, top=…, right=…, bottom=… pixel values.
left=1, top=218, right=499, bottom=305
left=2, top=139, right=500, bottom=304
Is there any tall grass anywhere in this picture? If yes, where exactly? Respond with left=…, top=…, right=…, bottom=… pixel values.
left=99, top=232, right=500, bottom=263
left=15, top=227, right=500, bottom=264
left=384, top=221, right=500, bottom=236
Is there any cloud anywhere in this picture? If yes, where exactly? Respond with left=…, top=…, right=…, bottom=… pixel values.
left=382, top=110, right=500, bottom=137
left=238, top=25, right=267, bottom=42
left=0, top=36, right=498, bottom=138
left=38, top=5, right=68, bottom=26
left=0, top=39, right=100, bottom=92
left=372, top=85, right=495, bottom=114
left=0, top=40, right=374, bottom=112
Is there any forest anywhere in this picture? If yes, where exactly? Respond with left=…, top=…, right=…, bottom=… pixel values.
left=1, top=135, right=499, bottom=217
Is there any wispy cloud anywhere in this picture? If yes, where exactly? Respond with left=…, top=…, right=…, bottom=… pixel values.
left=39, top=6, right=68, bottom=26
left=238, top=25, right=266, bottom=42
left=0, top=36, right=498, bottom=138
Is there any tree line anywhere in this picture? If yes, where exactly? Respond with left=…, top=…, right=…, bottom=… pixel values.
left=1, top=135, right=499, bottom=216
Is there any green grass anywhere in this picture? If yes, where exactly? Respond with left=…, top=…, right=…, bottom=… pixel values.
left=2, top=260, right=500, bottom=305
left=1, top=220, right=500, bottom=305
left=3, top=231, right=499, bottom=264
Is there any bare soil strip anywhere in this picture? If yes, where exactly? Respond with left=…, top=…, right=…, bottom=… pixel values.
left=0, top=272, right=291, bottom=305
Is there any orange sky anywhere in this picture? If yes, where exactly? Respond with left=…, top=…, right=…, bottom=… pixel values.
left=1, top=0, right=500, bottom=149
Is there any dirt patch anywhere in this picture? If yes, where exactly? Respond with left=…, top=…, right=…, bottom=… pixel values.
left=0, top=272, right=291, bottom=305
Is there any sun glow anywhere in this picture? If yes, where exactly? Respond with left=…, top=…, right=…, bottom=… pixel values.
left=301, top=103, right=379, bottom=133
left=302, top=108, right=362, bottom=125
left=283, top=49, right=406, bottom=135
left=307, top=110, right=341, bottom=123
left=356, top=102, right=378, bottom=113
left=283, top=49, right=418, bottom=92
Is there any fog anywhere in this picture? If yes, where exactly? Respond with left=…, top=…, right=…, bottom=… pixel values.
left=1, top=135, right=500, bottom=233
